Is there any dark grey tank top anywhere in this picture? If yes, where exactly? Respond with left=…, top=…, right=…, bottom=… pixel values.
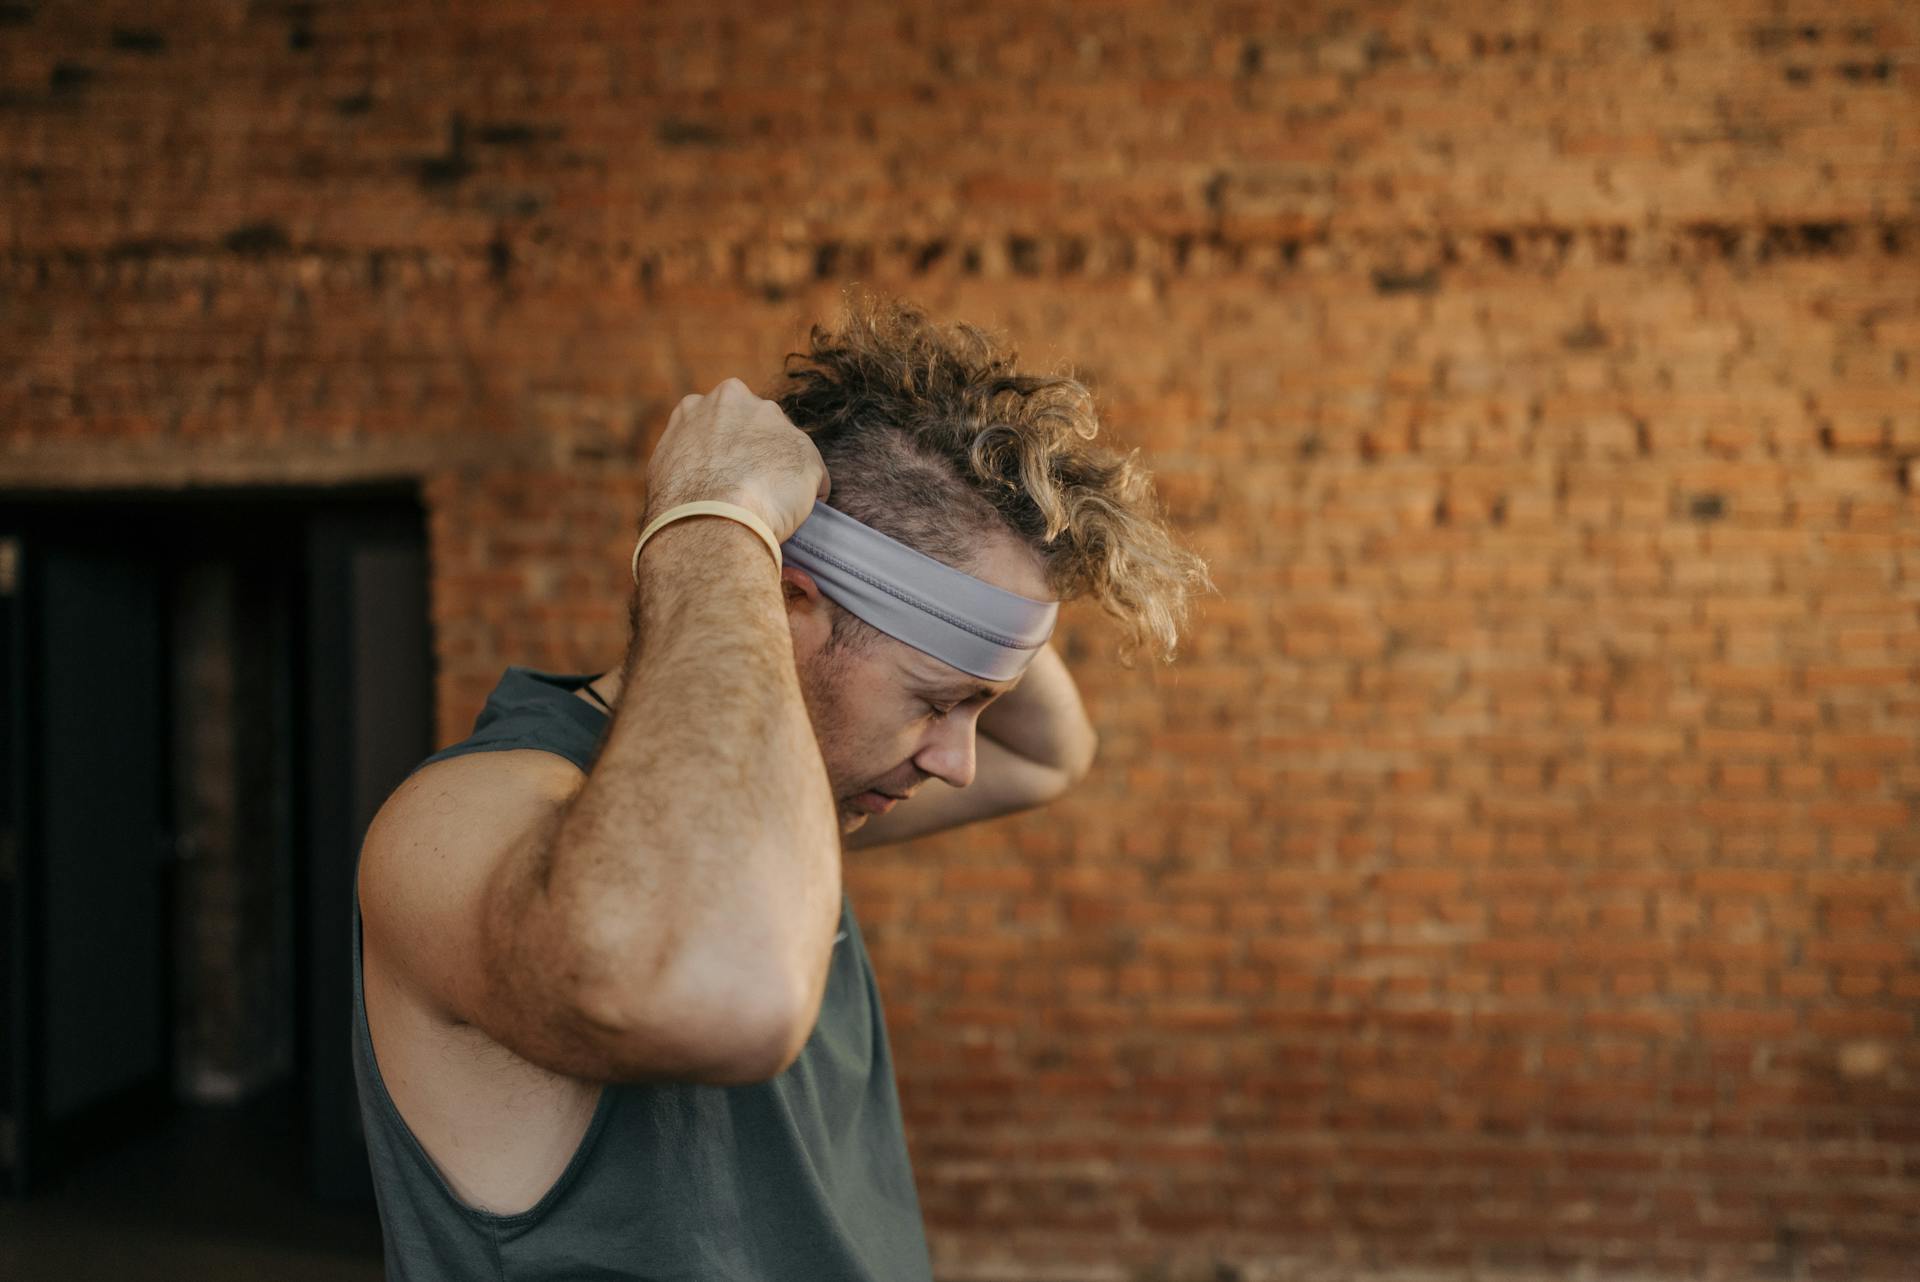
left=350, top=665, right=934, bottom=1281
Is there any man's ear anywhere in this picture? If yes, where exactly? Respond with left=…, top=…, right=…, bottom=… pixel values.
left=781, top=565, right=824, bottom=608
left=781, top=566, right=835, bottom=664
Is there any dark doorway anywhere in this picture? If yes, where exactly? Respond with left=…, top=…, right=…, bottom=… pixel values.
left=0, top=484, right=432, bottom=1266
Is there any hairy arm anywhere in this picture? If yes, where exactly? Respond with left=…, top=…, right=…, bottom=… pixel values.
left=844, top=642, right=1097, bottom=849
left=523, top=516, right=844, bottom=1069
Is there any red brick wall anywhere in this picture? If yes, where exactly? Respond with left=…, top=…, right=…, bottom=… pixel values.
left=5, top=1, right=1917, bottom=1277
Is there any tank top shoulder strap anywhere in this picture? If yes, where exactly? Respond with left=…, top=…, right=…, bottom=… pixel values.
left=579, top=675, right=614, bottom=713
left=407, top=665, right=612, bottom=780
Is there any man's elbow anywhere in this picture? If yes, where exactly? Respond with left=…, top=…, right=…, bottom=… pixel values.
left=1062, top=729, right=1099, bottom=788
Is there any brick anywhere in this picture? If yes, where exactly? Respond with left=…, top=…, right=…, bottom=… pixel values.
left=6, top=4, right=1916, bottom=1276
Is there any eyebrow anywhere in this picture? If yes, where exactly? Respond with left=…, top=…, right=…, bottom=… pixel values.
left=920, top=675, right=1014, bottom=702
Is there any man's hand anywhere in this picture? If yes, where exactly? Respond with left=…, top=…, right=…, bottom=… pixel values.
left=844, top=643, right=1097, bottom=849
left=641, top=377, right=830, bottom=546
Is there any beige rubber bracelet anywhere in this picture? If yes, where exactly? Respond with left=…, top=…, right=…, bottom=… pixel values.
left=631, top=500, right=783, bottom=585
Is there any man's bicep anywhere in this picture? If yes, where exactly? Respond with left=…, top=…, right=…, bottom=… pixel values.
left=360, top=747, right=806, bottom=1085
left=358, top=749, right=586, bottom=1026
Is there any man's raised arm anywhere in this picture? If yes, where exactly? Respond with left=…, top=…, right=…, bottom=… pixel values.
left=491, top=379, right=841, bottom=1080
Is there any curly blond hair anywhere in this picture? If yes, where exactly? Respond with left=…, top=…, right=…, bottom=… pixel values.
left=765, top=287, right=1216, bottom=668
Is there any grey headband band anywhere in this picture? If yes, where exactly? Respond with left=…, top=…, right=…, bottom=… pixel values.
left=780, top=500, right=1058, bottom=682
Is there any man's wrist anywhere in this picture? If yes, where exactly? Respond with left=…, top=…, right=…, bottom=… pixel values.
left=642, top=483, right=765, bottom=528
left=634, top=510, right=780, bottom=581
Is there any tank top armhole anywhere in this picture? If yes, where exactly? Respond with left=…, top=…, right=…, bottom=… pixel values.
left=353, top=871, right=619, bottom=1231
left=355, top=671, right=613, bottom=1227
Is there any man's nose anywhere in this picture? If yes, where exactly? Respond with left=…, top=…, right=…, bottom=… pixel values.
left=916, top=715, right=978, bottom=790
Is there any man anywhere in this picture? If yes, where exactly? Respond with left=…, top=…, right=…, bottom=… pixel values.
left=351, top=292, right=1211, bottom=1280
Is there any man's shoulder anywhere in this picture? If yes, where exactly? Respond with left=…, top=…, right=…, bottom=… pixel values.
left=403, top=742, right=587, bottom=799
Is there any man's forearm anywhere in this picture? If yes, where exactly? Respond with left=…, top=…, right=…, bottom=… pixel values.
left=977, top=641, right=1098, bottom=778
left=548, top=516, right=842, bottom=1033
